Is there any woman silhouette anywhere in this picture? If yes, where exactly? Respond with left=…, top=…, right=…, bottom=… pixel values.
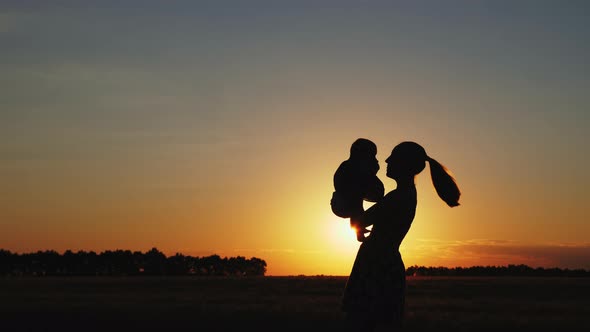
left=341, top=141, right=461, bottom=331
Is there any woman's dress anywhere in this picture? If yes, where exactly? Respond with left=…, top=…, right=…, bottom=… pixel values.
left=341, top=186, right=417, bottom=326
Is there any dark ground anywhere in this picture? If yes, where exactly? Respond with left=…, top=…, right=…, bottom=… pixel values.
left=1, top=276, right=589, bottom=331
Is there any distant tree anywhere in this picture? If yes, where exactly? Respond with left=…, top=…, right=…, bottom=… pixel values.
left=201, top=254, right=223, bottom=276
left=144, top=248, right=167, bottom=275
left=406, top=264, right=590, bottom=277
left=246, top=257, right=267, bottom=276
left=167, top=253, right=189, bottom=275
left=0, top=249, right=11, bottom=275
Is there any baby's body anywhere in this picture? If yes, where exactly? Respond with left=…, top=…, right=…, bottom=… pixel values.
left=331, top=139, right=384, bottom=242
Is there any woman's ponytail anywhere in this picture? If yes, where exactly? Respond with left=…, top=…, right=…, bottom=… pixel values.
left=426, top=156, right=461, bottom=207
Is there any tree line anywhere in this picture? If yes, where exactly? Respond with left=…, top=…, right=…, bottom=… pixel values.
left=2, top=249, right=588, bottom=277
left=405, top=264, right=590, bottom=277
left=0, top=248, right=266, bottom=277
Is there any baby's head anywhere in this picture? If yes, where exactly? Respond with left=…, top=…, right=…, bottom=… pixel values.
left=350, top=138, right=379, bottom=173
left=350, top=138, right=377, bottom=158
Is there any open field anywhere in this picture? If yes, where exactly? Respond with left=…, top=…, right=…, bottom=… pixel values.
left=1, top=276, right=589, bottom=331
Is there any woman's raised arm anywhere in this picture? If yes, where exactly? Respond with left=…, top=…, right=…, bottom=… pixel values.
left=357, top=192, right=393, bottom=228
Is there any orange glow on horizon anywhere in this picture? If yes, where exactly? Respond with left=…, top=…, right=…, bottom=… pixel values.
left=1, top=3, right=589, bottom=276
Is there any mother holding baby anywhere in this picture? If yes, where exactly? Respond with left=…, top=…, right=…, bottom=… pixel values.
left=342, top=141, right=461, bottom=332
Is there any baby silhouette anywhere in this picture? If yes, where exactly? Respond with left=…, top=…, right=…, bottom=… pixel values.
left=331, top=138, right=385, bottom=242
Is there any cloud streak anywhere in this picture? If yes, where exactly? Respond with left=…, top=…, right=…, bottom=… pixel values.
left=404, top=239, right=590, bottom=269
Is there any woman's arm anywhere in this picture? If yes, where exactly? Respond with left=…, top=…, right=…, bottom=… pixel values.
left=357, top=191, right=393, bottom=228
left=363, top=176, right=385, bottom=202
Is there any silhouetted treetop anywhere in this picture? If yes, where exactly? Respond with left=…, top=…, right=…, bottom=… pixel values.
left=405, top=264, right=590, bottom=277
left=0, top=248, right=267, bottom=277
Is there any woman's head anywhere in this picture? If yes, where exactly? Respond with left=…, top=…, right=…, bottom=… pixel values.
left=386, top=141, right=461, bottom=207
left=385, top=141, right=427, bottom=179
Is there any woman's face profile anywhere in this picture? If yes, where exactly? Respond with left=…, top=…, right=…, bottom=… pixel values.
left=385, top=142, right=426, bottom=179
left=385, top=153, right=398, bottom=179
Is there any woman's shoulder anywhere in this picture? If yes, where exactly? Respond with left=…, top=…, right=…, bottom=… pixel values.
left=362, top=190, right=402, bottom=223
left=373, top=190, right=400, bottom=209
left=382, top=187, right=415, bottom=204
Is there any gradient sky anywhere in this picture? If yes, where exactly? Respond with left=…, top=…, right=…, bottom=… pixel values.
left=1, top=1, right=589, bottom=275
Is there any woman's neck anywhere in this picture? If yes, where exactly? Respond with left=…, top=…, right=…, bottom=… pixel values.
left=395, top=176, right=415, bottom=190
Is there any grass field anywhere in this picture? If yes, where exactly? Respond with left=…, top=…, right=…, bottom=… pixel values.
left=1, top=276, right=588, bottom=331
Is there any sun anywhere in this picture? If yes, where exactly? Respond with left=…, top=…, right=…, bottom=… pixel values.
left=336, top=220, right=357, bottom=240
left=324, top=213, right=365, bottom=253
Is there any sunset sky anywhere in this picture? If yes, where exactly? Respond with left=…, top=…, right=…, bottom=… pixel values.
left=1, top=1, right=589, bottom=275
